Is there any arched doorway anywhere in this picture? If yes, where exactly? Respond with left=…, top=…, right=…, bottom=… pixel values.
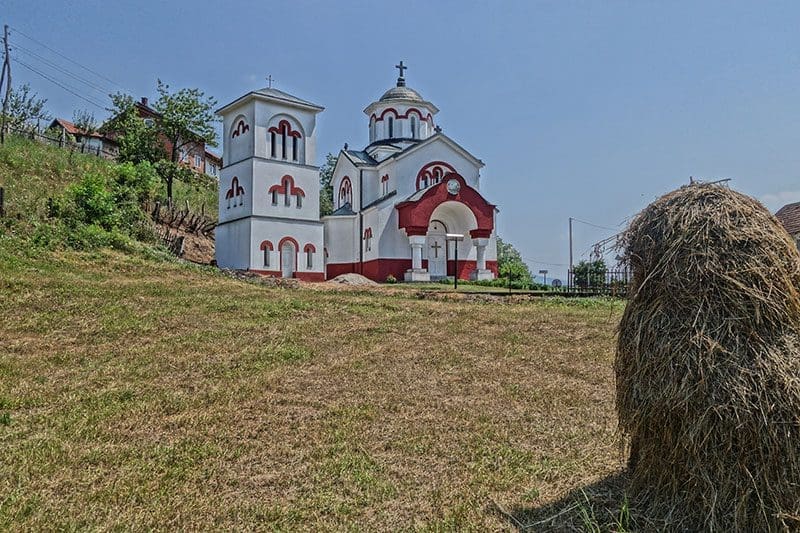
left=427, top=220, right=447, bottom=278
left=281, top=241, right=296, bottom=278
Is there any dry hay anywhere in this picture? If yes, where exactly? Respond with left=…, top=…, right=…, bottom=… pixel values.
left=616, top=183, right=800, bottom=530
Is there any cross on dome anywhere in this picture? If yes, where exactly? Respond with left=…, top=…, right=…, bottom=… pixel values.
left=395, top=61, right=407, bottom=87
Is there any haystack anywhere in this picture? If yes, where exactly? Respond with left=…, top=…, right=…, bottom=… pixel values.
left=616, top=183, right=800, bottom=530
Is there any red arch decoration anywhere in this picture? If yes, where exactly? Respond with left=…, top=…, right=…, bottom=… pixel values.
left=338, top=176, right=353, bottom=207
left=416, top=161, right=457, bottom=190
left=259, top=240, right=274, bottom=251
left=303, top=243, right=316, bottom=253
left=380, top=174, right=389, bottom=183
left=225, top=176, right=245, bottom=208
left=268, top=175, right=306, bottom=198
left=370, top=107, right=434, bottom=123
left=231, top=118, right=250, bottom=138
left=268, top=119, right=302, bottom=138
left=396, top=173, right=495, bottom=237
left=363, top=227, right=373, bottom=239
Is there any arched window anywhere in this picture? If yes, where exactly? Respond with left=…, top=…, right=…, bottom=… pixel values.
left=296, top=194, right=302, bottom=209
left=281, top=130, right=287, bottom=159
left=388, top=117, right=394, bottom=138
left=339, top=177, right=353, bottom=208
left=364, top=228, right=373, bottom=252
left=260, top=241, right=273, bottom=267
left=271, top=190, right=278, bottom=205
left=304, top=244, right=316, bottom=269
left=270, top=132, right=276, bottom=157
left=292, top=137, right=298, bottom=162
left=283, top=177, right=291, bottom=206
left=410, top=116, right=417, bottom=139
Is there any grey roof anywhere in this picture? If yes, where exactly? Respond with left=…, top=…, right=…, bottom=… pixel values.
left=379, top=85, right=424, bottom=102
left=404, top=187, right=431, bottom=202
left=344, top=150, right=378, bottom=166
left=217, top=86, right=324, bottom=114
left=362, top=190, right=397, bottom=211
left=254, top=87, right=323, bottom=109
left=330, top=203, right=356, bottom=216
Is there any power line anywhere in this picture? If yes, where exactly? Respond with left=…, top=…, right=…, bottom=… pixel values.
left=570, top=217, right=620, bottom=232
left=10, top=40, right=113, bottom=95
left=9, top=25, right=127, bottom=91
left=15, top=58, right=107, bottom=110
left=523, top=257, right=570, bottom=267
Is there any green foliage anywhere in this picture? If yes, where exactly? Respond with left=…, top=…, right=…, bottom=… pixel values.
left=115, top=162, right=160, bottom=204
left=319, top=153, right=337, bottom=216
left=385, top=274, right=397, bottom=284
left=437, top=277, right=547, bottom=291
left=154, top=79, right=218, bottom=158
left=572, top=259, right=607, bottom=288
left=496, top=237, right=533, bottom=286
left=72, top=109, right=97, bottom=136
left=106, top=93, right=166, bottom=165
left=43, top=162, right=162, bottom=251
left=2, top=83, right=50, bottom=131
left=67, top=173, right=120, bottom=230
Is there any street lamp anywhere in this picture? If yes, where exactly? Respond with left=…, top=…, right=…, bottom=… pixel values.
left=446, top=233, right=465, bottom=289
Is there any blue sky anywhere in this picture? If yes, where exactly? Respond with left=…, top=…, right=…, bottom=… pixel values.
left=6, top=0, right=800, bottom=280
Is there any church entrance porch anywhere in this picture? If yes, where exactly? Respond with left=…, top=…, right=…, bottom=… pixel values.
left=397, top=173, right=497, bottom=282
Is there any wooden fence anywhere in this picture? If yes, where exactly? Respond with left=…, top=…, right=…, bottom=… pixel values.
left=4, top=126, right=119, bottom=160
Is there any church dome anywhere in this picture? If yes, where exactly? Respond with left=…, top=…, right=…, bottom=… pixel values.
left=379, top=85, right=424, bottom=102
left=364, top=62, right=440, bottom=149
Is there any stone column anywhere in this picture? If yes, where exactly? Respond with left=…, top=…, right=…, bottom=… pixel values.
left=470, top=237, right=494, bottom=281
left=475, top=241, right=487, bottom=271
left=405, top=234, right=430, bottom=282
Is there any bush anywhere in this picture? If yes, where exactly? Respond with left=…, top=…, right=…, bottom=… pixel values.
left=68, top=173, right=120, bottom=230
left=385, top=274, right=397, bottom=284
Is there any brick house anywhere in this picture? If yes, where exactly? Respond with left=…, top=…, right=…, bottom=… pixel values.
left=47, top=118, right=119, bottom=159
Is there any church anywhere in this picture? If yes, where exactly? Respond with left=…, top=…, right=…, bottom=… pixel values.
left=215, top=64, right=499, bottom=282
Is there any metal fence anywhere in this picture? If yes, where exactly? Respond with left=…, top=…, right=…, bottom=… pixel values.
left=566, top=269, right=631, bottom=296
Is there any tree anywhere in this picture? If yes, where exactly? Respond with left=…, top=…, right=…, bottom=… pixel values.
left=497, top=237, right=533, bottom=287
left=72, top=109, right=98, bottom=151
left=3, top=83, right=50, bottom=131
left=105, top=93, right=165, bottom=165
left=572, top=259, right=607, bottom=288
left=154, top=80, right=218, bottom=202
left=319, top=152, right=337, bottom=216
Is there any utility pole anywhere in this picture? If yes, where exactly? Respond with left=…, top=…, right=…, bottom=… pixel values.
left=568, top=217, right=573, bottom=270
left=0, top=25, right=11, bottom=144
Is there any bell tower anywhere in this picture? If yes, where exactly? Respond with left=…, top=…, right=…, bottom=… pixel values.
left=215, top=84, right=326, bottom=280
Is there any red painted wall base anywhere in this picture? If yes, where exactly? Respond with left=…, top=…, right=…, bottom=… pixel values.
left=250, top=269, right=326, bottom=282
left=326, top=259, right=498, bottom=283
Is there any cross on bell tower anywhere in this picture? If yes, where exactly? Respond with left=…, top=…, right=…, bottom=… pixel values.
left=395, top=61, right=407, bottom=87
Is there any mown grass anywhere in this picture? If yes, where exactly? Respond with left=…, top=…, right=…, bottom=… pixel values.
left=0, top=135, right=627, bottom=529
left=0, top=242, right=625, bottom=530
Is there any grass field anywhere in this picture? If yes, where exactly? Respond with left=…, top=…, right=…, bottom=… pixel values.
left=0, top=244, right=627, bottom=531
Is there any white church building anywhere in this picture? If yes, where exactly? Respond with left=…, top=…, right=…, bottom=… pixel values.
left=215, top=64, right=498, bottom=282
